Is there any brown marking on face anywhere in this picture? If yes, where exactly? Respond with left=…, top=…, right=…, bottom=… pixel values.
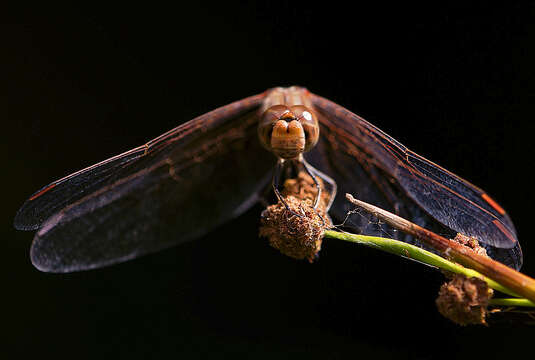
left=270, top=119, right=306, bottom=159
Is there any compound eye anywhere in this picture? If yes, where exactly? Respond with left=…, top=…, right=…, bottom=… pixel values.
left=290, top=105, right=319, bottom=152
left=258, top=105, right=291, bottom=151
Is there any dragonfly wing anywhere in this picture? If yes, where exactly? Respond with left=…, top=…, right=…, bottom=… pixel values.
left=308, top=114, right=443, bottom=245
left=310, top=93, right=522, bottom=269
left=306, top=128, right=402, bottom=228
left=16, top=93, right=274, bottom=272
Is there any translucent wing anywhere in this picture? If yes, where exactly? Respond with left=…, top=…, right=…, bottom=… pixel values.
left=310, top=93, right=522, bottom=269
left=15, top=93, right=274, bottom=272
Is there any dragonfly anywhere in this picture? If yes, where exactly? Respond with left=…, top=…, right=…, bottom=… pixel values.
left=14, top=86, right=522, bottom=272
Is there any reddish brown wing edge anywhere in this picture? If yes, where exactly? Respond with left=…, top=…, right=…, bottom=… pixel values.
left=310, top=92, right=518, bottom=250
left=14, top=91, right=267, bottom=231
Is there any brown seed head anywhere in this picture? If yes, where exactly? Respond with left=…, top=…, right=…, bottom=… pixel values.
left=452, top=233, right=488, bottom=257
left=259, top=172, right=331, bottom=262
left=259, top=196, right=330, bottom=262
left=436, top=274, right=493, bottom=326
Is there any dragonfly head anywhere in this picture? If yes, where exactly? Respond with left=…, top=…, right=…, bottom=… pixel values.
left=258, top=105, right=319, bottom=159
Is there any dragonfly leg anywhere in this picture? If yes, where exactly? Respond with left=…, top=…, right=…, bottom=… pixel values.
left=272, top=159, right=304, bottom=218
left=302, top=158, right=337, bottom=212
left=302, top=160, right=322, bottom=209
left=300, top=159, right=328, bottom=227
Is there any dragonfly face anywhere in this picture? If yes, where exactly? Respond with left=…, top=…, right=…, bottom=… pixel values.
left=257, top=87, right=326, bottom=212
left=14, top=86, right=523, bottom=272
left=258, top=104, right=319, bottom=159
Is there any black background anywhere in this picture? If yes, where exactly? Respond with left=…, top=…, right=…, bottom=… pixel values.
left=3, top=3, right=535, bottom=359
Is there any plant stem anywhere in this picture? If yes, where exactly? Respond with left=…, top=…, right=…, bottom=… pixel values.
left=324, top=230, right=528, bottom=301
left=489, top=298, right=535, bottom=307
left=344, top=194, right=535, bottom=304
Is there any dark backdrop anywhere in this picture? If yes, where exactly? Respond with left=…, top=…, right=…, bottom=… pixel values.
left=3, top=3, right=535, bottom=359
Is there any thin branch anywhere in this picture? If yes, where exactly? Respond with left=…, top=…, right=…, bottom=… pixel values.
left=344, top=193, right=535, bottom=304
left=489, top=298, right=535, bottom=307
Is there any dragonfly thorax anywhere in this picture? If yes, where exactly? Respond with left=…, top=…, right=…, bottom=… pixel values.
left=258, top=104, right=319, bottom=159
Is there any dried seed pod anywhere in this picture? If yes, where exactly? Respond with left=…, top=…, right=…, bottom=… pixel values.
left=452, top=233, right=488, bottom=257
left=259, top=172, right=331, bottom=262
left=436, top=274, right=493, bottom=326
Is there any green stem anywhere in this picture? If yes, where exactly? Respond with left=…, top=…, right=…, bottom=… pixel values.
left=324, top=230, right=530, bottom=302
left=489, top=298, right=535, bottom=307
